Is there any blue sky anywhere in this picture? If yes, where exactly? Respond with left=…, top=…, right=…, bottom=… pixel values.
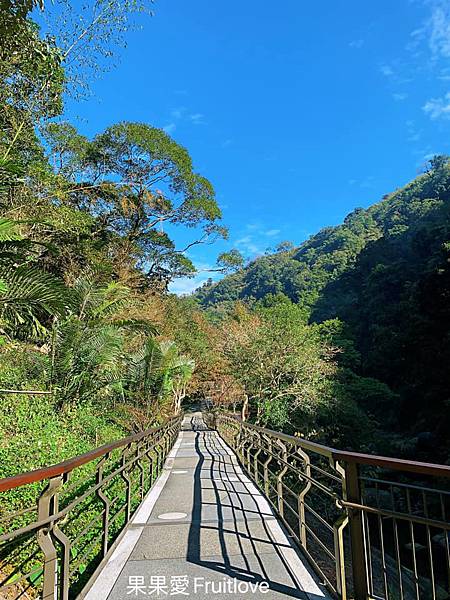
left=52, top=0, right=450, bottom=293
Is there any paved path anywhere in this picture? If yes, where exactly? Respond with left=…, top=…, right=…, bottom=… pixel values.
left=83, top=413, right=331, bottom=600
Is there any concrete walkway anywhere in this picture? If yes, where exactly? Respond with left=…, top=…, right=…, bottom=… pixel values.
left=83, top=412, right=331, bottom=600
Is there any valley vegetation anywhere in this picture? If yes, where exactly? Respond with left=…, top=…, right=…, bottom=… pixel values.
left=198, top=156, right=450, bottom=463
left=1, top=0, right=449, bottom=494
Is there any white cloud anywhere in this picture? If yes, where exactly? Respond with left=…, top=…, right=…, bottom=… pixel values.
left=360, top=176, right=375, bottom=189
left=221, top=139, right=233, bottom=148
left=169, top=277, right=208, bottom=296
left=349, top=39, right=364, bottom=49
left=235, top=234, right=252, bottom=245
left=167, top=107, right=206, bottom=126
left=409, top=2, right=450, bottom=61
left=235, top=235, right=263, bottom=256
left=393, top=92, right=408, bottom=101
left=231, top=223, right=284, bottom=257
left=168, top=262, right=220, bottom=296
left=163, top=123, right=176, bottom=134
left=171, top=107, right=185, bottom=119
left=348, top=177, right=374, bottom=188
left=428, top=2, right=450, bottom=59
left=423, top=91, right=450, bottom=118
left=409, top=132, right=421, bottom=141
left=189, top=113, right=205, bottom=124
left=406, top=119, right=422, bottom=142
left=380, top=64, right=394, bottom=77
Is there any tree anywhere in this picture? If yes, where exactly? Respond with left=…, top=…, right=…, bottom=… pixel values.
left=206, top=373, right=244, bottom=412
left=51, top=274, right=159, bottom=406
left=425, top=154, right=449, bottom=173
left=42, top=0, right=153, bottom=97
left=44, top=121, right=228, bottom=288
left=1, top=0, right=154, bottom=163
left=216, top=249, right=245, bottom=273
left=0, top=4, right=64, bottom=162
left=217, top=300, right=337, bottom=431
left=128, top=338, right=194, bottom=415
left=275, top=240, right=295, bottom=253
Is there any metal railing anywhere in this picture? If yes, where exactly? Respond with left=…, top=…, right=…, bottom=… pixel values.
left=0, top=415, right=182, bottom=600
left=214, top=413, right=450, bottom=600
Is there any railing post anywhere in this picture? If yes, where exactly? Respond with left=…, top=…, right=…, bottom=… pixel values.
left=332, top=459, right=348, bottom=600
left=232, top=419, right=240, bottom=449
left=121, top=444, right=132, bottom=523
left=36, top=475, right=63, bottom=600
left=245, top=433, right=254, bottom=471
left=237, top=424, right=246, bottom=462
left=276, top=440, right=288, bottom=518
left=163, top=429, right=170, bottom=458
left=136, top=441, right=145, bottom=502
left=297, top=447, right=311, bottom=548
left=51, top=475, right=72, bottom=600
left=263, top=437, right=272, bottom=498
left=154, top=437, right=163, bottom=475
left=146, top=435, right=156, bottom=484
left=253, top=437, right=262, bottom=484
left=345, top=461, right=369, bottom=600
left=96, top=455, right=111, bottom=557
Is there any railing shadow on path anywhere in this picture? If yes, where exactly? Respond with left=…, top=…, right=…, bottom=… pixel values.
left=185, top=419, right=328, bottom=599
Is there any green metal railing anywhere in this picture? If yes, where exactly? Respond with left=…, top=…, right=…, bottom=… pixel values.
left=214, top=413, right=450, bottom=600
left=0, top=415, right=182, bottom=600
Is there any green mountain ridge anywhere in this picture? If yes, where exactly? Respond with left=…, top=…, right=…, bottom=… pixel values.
left=197, top=157, right=450, bottom=455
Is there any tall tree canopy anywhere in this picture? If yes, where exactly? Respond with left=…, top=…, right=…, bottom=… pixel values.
left=44, top=121, right=227, bottom=288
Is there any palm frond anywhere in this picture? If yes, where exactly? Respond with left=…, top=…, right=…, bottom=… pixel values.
left=0, top=265, right=71, bottom=338
left=0, top=219, right=22, bottom=242
left=107, top=318, right=158, bottom=336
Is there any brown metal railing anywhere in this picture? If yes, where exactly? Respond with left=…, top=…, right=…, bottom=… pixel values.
left=0, top=414, right=182, bottom=600
left=214, top=413, right=450, bottom=600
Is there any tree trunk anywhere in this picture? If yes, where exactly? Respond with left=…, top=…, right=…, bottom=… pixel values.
left=241, top=394, right=248, bottom=422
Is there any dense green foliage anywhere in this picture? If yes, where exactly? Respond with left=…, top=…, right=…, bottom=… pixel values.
left=197, top=158, right=450, bottom=461
left=0, top=0, right=216, bottom=484
left=2, top=0, right=449, bottom=484
left=7, top=1, right=450, bottom=596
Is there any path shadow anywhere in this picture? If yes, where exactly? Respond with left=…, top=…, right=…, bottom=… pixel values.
left=185, top=419, right=329, bottom=599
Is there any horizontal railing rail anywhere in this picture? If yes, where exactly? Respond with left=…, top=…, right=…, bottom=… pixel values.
left=212, top=412, right=450, bottom=600
left=0, top=414, right=183, bottom=600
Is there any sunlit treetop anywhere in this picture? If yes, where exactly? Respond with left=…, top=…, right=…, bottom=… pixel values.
left=44, top=121, right=229, bottom=287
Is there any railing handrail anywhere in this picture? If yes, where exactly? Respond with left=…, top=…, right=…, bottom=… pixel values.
left=226, top=417, right=334, bottom=457
left=0, top=415, right=181, bottom=493
left=332, top=448, right=450, bottom=477
left=221, top=413, right=450, bottom=478
left=216, top=411, right=450, bottom=600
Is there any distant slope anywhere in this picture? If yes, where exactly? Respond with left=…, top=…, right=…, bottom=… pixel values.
left=197, top=158, right=450, bottom=313
left=196, top=210, right=381, bottom=309
left=197, top=157, right=450, bottom=447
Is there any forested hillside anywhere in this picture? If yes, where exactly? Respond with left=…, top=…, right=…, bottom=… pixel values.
left=1, top=0, right=355, bottom=483
left=3, top=4, right=450, bottom=599
left=2, top=0, right=449, bottom=490
left=197, top=157, right=450, bottom=461
left=0, top=0, right=229, bottom=479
